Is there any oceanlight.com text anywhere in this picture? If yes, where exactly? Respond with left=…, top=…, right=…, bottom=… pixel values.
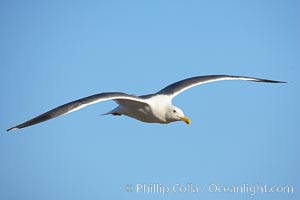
left=125, top=183, right=294, bottom=196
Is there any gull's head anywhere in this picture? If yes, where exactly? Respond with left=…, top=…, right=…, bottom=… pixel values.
left=166, top=105, right=191, bottom=125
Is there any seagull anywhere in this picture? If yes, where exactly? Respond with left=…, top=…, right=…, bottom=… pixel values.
left=7, top=75, right=286, bottom=131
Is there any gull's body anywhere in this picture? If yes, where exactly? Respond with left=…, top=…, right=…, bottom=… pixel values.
left=7, top=75, right=285, bottom=131
left=108, top=94, right=175, bottom=124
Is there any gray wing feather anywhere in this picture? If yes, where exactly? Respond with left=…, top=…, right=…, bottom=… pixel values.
left=157, top=75, right=286, bottom=97
left=7, top=92, right=147, bottom=131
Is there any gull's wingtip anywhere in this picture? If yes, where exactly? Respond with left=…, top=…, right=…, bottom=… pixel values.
left=6, top=127, right=19, bottom=132
left=267, top=80, right=287, bottom=84
left=254, top=78, right=287, bottom=84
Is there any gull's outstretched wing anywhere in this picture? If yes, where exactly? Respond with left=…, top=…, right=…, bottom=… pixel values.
left=7, top=92, right=148, bottom=131
left=156, top=75, right=286, bottom=99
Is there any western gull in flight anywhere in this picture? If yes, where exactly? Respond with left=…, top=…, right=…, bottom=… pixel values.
left=7, top=75, right=286, bottom=131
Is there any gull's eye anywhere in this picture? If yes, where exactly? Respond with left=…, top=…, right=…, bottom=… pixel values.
left=173, top=110, right=176, bottom=113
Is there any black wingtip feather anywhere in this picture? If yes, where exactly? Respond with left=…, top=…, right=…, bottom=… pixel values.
left=255, top=79, right=287, bottom=84
left=6, top=127, right=17, bottom=132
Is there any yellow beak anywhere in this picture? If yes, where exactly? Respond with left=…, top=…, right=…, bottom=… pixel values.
left=180, top=116, right=191, bottom=124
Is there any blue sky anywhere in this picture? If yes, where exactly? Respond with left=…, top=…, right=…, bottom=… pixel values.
left=0, top=0, right=299, bottom=199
